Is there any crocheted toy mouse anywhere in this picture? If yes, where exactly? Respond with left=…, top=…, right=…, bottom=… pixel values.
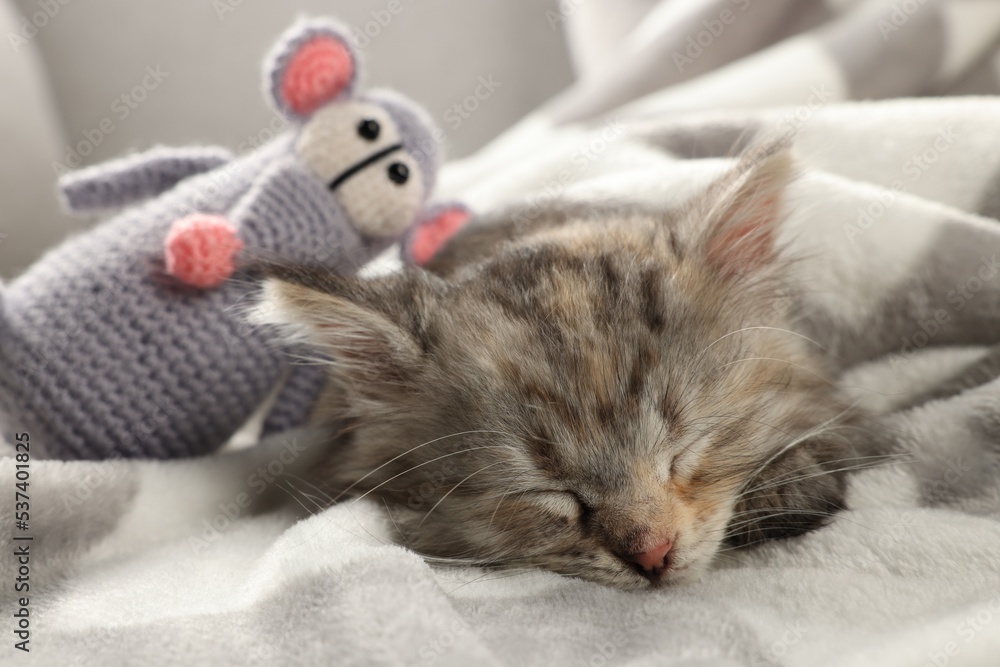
left=0, top=18, right=469, bottom=459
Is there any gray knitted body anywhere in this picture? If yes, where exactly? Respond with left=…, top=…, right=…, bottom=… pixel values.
left=0, top=19, right=462, bottom=459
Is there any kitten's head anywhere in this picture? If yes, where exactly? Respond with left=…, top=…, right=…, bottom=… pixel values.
left=256, top=148, right=853, bottom=589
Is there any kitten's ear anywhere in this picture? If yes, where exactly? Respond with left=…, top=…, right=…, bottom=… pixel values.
left=251, top=266, right=439, bottom=392
left=688, top=145, right=795, bottom=277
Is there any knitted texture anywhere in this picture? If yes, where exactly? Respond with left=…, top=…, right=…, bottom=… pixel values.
left=59, top=145, right=235, bottom=213
left=279, top=37, right=355, bottom=117
left=164, top=214, right=243, bottom=288
left=267, top=20, right=359, bottom=120
left=0, top=18, right=468, bottom=460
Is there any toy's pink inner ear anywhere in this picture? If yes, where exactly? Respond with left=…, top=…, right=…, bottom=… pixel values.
left=410, top=208, right=470, bottom=265
left=280, top=36, right=354, bottom=116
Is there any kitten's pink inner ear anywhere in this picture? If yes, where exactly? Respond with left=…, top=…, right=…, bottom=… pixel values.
left=705, top=193, right=778, bottom=274
left=410, top=208, right=471, bottom=265
left=280, top=37, right=354, bottom=116
left=702, top=148, right=793, bottom=277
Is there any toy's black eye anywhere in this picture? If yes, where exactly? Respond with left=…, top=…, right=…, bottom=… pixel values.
left=387, top=162, right=409, bottom=185
left=357, top=118, right=380, bottom=141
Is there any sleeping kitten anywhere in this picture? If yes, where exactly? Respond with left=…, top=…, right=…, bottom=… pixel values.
left=255, top=145, right=859, bottom=589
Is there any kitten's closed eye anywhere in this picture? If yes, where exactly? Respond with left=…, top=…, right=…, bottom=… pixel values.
left=530, top=491, right=593, bottom=525
left=259, top=143, right=858, bottom=589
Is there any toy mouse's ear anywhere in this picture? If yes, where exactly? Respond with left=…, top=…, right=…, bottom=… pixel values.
left=403, top=203, right=472, bottom=266
left=266, top=19, right=360, bottom=120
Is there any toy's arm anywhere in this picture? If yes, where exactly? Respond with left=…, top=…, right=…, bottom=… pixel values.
left=261, top=363, right=328, bottom=437
left=161, top=159, right=340, bottom=290
left=163, top=214, right=243, bottom=289
left=59, top=145, right=234, bottom=214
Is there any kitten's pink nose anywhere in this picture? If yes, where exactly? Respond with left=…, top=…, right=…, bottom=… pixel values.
left=630, top=538, right=674, bottom=576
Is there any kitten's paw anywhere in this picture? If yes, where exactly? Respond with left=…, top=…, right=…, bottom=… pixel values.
left=164, top=214, right=243, bottom=288
left=727, top=438, right=850, bottom=547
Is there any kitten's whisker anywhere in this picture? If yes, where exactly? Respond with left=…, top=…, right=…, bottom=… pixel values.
left=486, top=494, right=508, bottom=534
left=728, top=491, right=851, bottom=514
left=418, top=461, right=507, bottom=529
left=285, top=472, right=338, bottom=507
left=383, top=498, right=410, bottom=546
left=711, top=551, right=741, bottom=565
left=500, top=489, right=530, bottom=534
left=735, top=453, right=906, bottom=499
left=737, top=460, right=893, bottom=500
left=725, top=508, right=842, bottom=530
left=285, top=477, right=387, bottom=546
left=719, top=355, right=912, bottom=398
left=701, top=326, right=827, bottom=355
left=722, top=510, right=880, bottom=544
left=485, top=474, right=533, bottom=529
left=680, top=412, right=795, bottom=460
left=446, top=568, right=539, bottom=593
left=350, top=445, right=512, bottom=506
left=725, top=497, right=907, bottom=541
left=276, top=479, right=320, bottom=517
left=344, top=504, right=389, bottom=547
left=276, top=481, right=390, bottom=549
left=726, top=512, right=875, bottom=537
left=285, top=477, right=374, bottom=545
left=742, top=398, right=863, bottom=485
left=470, top=472, right=536, bottom=562
left=332, top=430, right=514, bottom=503
left=716, top=356, right=839, bottom=388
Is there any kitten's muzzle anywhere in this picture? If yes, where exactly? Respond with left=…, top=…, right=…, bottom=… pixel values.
left=626, top=538, right=674, bottom=581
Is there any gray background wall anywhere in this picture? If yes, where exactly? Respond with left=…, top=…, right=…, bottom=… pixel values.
left=0, top=0, right=574, bottom=277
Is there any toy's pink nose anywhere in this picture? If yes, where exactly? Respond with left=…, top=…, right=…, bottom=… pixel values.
left=629, top=538, right=674, bottom=576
